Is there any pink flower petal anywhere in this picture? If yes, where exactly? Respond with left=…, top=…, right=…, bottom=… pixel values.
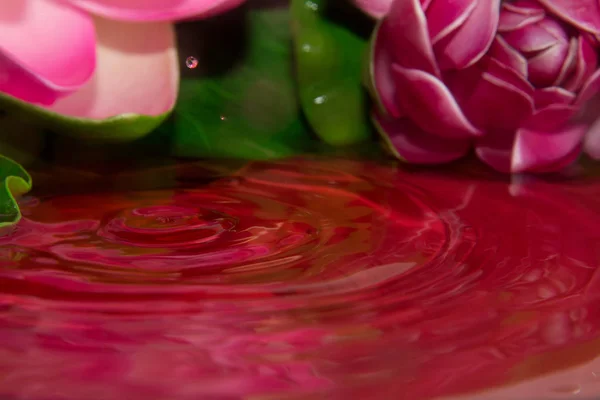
left=498, top=2, right=544, bottom=32
left=527, top=39, right=570, bottom=87
left=372, top=110, right=470, bottom=164
left=552, top=37, right=578, bottom=87
left=584, top=117, right=600, bottom=159
left=433, top=0, right=501, bottom=69
left=385, top=0, right=440, bottom=76
left=503, top=18, right=567, bottom=53
left=536, top=0, right=600, bottom=34
left=565, top=34, right=599, bottom=92
left=522, top=104, right=578, bottom=132
left=534, top=87, right=576, bottom=108
left=449, top=57, right=534, bottom=133
left=47, top=16, right=178, bottom=120
left=488, top=36, right=528, bottom=78
left=475, top=131, right=515, bottom=173
left=575, top=68, right=600, bottom=106
left=371, top=23, right=403, bottom=118
left=0, top=0, right=95, bottom=105
left=426, top=0, right=477, bottom=44
left=352, top=0, right=392, bottom=19
left=391, top=63, right=481, bottom=139
left=512, top=124, right=585, bottom=172
left=64, top=0, right=245, bottom=22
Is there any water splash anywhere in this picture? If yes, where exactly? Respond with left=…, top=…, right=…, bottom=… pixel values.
left=1, top=157, right=600, bottom=399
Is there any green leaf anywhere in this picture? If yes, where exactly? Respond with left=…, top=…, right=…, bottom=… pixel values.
left=0, top=154, right=32, bottom=230
left=171, top=8, right=315, bottom=160
left=291, top=0, right=373, bottom=146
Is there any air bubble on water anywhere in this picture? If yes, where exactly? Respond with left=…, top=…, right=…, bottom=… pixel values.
left=186, top=56, right=198, bottom=69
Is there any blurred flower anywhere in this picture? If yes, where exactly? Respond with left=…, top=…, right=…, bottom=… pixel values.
left=361, top=0, right=600, bottom=173
left=0, top=0, right=244, bottom=121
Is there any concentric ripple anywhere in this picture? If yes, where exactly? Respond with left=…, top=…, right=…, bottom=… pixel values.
left=2, top=157, right=600, bottom=400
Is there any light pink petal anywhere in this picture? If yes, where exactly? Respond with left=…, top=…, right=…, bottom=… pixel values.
left=512, top=124, right=585, bottom=172
left=372, top=111, right=470, bottom=164
left=426, top=0, right=477, bottom=44
left=371, top=23, right=403, bottom=118
left=536, top=0, right=600, bottom=34
left=527, top=40, right=570, bottom=87
left=385, top=0, right=440, bottom=76
left=449, top=57, right=534, bottom=133
left=47, top=16, right=178, bottom=119
left=352, top=0, right=392, bottom=19
left=433, top=0, right=501, bottom=69
left=488, top=36, right=528, bottom=78
left=63, top=0, right=244, bottom=22
left=498, top=3, right=544, bottom=32
left=0, top=0, right=95, bottom=105
left=391, top=64, right=481, bottom=139
left=565, top=35, right=599, bottom=92
left=534, top=87, right=576, bottom=108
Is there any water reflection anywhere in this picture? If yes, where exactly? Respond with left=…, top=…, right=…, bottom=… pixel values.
left=1, top=156, right=600, bottom=399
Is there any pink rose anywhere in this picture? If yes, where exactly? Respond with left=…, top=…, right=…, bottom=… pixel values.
left=0, top=0, right=244, bottom=122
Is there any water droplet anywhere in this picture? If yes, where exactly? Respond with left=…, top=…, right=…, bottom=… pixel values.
left=314, top=95, right=327, bottom=105
left=186, top=56, right=198, bottom=69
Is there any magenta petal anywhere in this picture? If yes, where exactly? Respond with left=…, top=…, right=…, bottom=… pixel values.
left=512, top=124, right=585, bottom=173
left=503, top=18, right=567, bottom=53
left=488, top=36, right=528, bottom=78
left=527, top=41, right=570, bottom=87
left=450, top=57, right=534, bottom=133
left=371, top=23, right=403, bottom=118
left=536, top=0, right=600, bottom=34
left=475, top=131, right=515, bottom=173
left=391, top=64, right=481, bottom=139
left=553, top=38, right=578, bottom=87
left=385, top=0, right=440, bottom=76
left=352, top=0, right=392, bottom=19
left=534, top=87, right=576, bottom=108
left=565, top=35, right=599, bottom=92
left=373, top=111, right=470, bottom=164
left=64, top=0, right=244, bottom=22
left=498, top=3, right=544, bottom=32
left=575, top=68, right=600, bottom=106
left=522, top=104, right=578, bottom=132
left=426, top=0, right=477, bottom=44
left=584, top=117, right=600, bottom=159
left=433, top=0, right=501, bottom=69
left=0, top=0, right=95, bottom=105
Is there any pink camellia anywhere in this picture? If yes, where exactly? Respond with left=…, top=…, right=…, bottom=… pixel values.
left=360, top=0, right=600, bottom=173
left=0, top=0, right=243, bottom=124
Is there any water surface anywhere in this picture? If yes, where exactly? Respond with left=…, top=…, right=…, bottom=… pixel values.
left=2, top=156, right=600, bottom=399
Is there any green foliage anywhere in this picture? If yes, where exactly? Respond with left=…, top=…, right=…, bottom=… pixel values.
left=291, top=0, right=373, bottom=146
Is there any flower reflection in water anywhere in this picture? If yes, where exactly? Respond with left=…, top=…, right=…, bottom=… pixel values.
left=1, top=157, right=600, bottom=399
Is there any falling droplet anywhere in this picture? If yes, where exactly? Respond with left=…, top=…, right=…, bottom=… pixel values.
left=186, top=56, right=198, bottom=69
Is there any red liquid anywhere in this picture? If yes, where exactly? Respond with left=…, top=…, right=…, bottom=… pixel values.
left=1, top=157, right=600, bottom=399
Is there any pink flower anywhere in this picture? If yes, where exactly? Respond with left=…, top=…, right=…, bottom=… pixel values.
left=362, top=0, right=600, bottom=173
left=0, top=0, right=244, bottom=121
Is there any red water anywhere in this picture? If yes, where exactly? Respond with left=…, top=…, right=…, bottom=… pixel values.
left=2, top=157, right=600, bottom=400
